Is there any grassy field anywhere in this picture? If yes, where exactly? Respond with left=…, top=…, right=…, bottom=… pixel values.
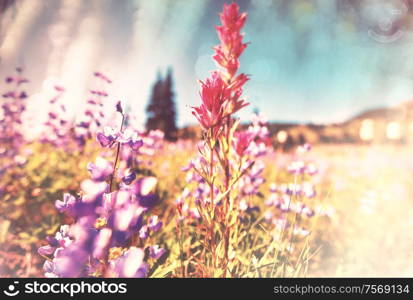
left=310, top=144, right=413, bottom=277
left=1, top=140, right=411, bottom=277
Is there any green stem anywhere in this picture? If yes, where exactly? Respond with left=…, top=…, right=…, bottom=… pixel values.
left=109, top=113, right=125, bottom=192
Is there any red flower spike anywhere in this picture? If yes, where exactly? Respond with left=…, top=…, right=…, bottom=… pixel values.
left=192, top=2, right=249, bottom=136
left=234, top=131, right=254, bottom=156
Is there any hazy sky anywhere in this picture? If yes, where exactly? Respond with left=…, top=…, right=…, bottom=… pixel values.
left=1, top=0, right=413, bottom=128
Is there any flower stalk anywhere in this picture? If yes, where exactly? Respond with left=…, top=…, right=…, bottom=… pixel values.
left=191, top=2, right=249, bottom=277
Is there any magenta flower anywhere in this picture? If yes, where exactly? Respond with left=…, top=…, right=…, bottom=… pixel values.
left=192, top=71, right=228, bottom=134
left=234, top=131, right=254, bottom=156
left=213, top=3, right=247, bottom=77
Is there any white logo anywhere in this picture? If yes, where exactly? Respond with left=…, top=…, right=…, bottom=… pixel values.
left=3, top=281, right=19, bottom=297
left=362, top=0, right=408, bottom=43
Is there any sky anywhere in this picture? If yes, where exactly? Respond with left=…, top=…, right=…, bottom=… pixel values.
left=1, top=0, right=413, bottom=129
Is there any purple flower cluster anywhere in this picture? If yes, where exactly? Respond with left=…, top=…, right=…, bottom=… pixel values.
left=119, top=129, right=164, bottom=170
left=39, top=162, right=165, bottom=277
left=176, top=113, right=271, bottom=222
left=75, top=72, right=112, bottom=146
left=40, top=85, right=72, bottom=147
left=235, top=113, right=271, bottom=202
left=263, top=144, right=330, bottom=239
left=0, top=68, right=30, bottom=193
left=97, top=127, right=143, bottom=151
left=0, top=68, right=28, bottom=158
left=39, top=103, right=166, bottom=278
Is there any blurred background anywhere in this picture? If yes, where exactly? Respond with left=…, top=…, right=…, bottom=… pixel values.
left=2, top=0, right=413, bottom=137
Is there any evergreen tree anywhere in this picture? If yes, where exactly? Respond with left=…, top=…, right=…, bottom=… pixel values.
left=146, top=67, right=177, bottom=141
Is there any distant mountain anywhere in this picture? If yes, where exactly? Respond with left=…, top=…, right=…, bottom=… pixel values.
left=177, top=101, right=413, bottom=145
left=346, top=100, right=413, bottom=124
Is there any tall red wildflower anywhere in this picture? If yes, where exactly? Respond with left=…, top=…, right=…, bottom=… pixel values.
left=192, top=2, right=249, bottom=134
left=192, top=71, right=229, bottom=136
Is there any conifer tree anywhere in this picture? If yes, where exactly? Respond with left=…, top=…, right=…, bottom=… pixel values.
left=146, top=67, right=177, bottom=141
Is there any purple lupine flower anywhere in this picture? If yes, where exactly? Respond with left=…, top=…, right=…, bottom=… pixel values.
left=19, top=91, right=28, bottom=99
left=302, top=206, right=315, bottom=217
left=48, top=112, right=57, bottom=119
left=93, top=228, right=112, bottom=259
left=148, top=245, right=166, bottom=259
left=302, top=182, right=316, bottom=198
left=247, top=141, right=267, bottom=157
left=276, top=195, right=291, bottom=213
left=38, top=225, right=72, bottom=257
left=90, top=90, right=108, bottom=97
left=80, top=179, right=108, bottom=203
left=122, top=169, right=136, bottom=185
left=38, top=245, right=55, bottom=256
left=287, top=161, right=306, bottom=175
left=306, top=163, right=318, bottom=176
left=269, top=183, right=277, bottom=193
left=53, top=247, right=89, bottom=277
left=55, top=193, right=77, bottom=214
left=43, top=261, right=58, bottom=278
left=87, top=157, right=113, bottom=181
left=54, top=85, right=65, bottom=92
left=284, top=183, right=302, bottom=196
left=97, top=127, right=118, bottom=147
left=55, top=225, right=72, bottom=247
left=113, top=190, right=131, bottom=207
left=85, top=110, right=93, bottom=117
left=108, top=191, right=146, bottom=232
left=38, top=90, right=166, bottom=278
left=118, top=129, right=144, bottom=151
left=99, top=192, right=116, bottom=215
left=297, top=143, right=312, bottom=154
left=139, top=225, right=149, bottom=240
left=107, top=247, right=147, bottom=278
left=129, top=177, right=158, bottom=208
left=77, top=121, right=90, bottom=129
left=116, top=101, right=123, bottom=113
left=113, top=203, right=145, bottom=231
left=129, top=138, right=144, bottom=151
left=148, top=215, right=162, bottom=232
